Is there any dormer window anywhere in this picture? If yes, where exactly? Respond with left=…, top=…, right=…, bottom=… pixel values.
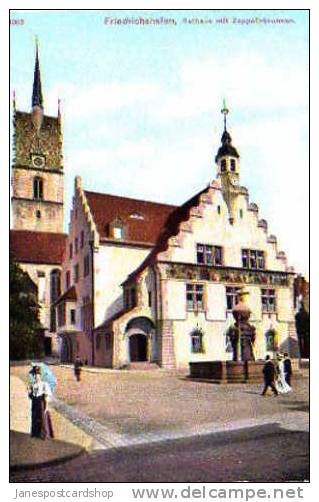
left=114, top=224, right=123, bottom=239
left=221, top=159, right=227, bottom=172
left=230, top=159, right=236, bottom=172
left=129, top=212, right=144, bottom=220
left=112, top=218, right=124, bottom=239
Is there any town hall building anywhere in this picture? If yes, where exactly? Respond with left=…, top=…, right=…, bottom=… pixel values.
left=55, top=105, right=298, bottom=369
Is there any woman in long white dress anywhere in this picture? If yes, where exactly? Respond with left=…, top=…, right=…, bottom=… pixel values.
left=275, top=355, right=292, bottom=394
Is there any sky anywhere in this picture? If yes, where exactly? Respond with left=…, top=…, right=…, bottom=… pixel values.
left=10, top=9, right=309, bottom=276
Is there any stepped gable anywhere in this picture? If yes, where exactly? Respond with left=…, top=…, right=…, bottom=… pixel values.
left=10, top=230, right=67, bottom=265
left=84, top=191, right=176, bottom=245
left=125, top=185, right=211, bottom=283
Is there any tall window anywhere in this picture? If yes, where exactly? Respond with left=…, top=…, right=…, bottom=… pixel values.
left=226, top=287, right=239, bottom=311
left=81, top=296, right=91, bottom=333
left=73, top=263, right=79, bottom=283
left=74, top=237, right=78, bottom=254
left=80, top=230, right=85, bottom=248
left=70, top=309, right=76, bottom=325
left=190, top=327, right=205, bottom=353
left=221, top=159, right=227, bottom=172
left=58, top=303, right=66, bottom=327
left=197, top=244, right=223, bottom=266
left=83, top=255, right=90, bottom=277
left=69, top=243, right=73, bottom=259
left=242, top=249, right=265, bottom=270
left=33, top=177, right=43, bottom=200
left=230, top=159, right=236, bottom=172
left=50, top=270, right=61, bottom=332
left=261, top=289, right=276, bottom=313
left=66, top=270, right=70, bottom=290
left=186, top=283, right=204, bottom=312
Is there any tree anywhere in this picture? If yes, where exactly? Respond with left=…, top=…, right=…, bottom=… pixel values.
left=10, top=254, right=44, bottom=360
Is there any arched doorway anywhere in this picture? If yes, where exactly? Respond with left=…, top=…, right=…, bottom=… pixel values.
left=129, top=334, right=148, bottom=362
left=125, top=317, right=155, bottom=364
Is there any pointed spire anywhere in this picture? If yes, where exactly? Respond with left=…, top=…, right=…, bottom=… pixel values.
left=221, top=97, right=229, bottom=132
left=32, top=38, right=43, bottom=110
left=215, top=101, right=239, bottom=162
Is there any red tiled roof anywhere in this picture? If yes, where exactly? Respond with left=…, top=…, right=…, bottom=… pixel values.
left=84, top=191, right=176, bottom=244
left=124, top=186, right=211, bottom=283
left=55, top=286, right=77, bottom=305
left=10, top=230, right=67, bottom=265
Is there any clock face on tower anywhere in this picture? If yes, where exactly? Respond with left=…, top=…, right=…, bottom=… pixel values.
left=31, top=154, right=45, bottom=169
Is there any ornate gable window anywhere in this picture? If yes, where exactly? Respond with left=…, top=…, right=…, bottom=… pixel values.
left=190, top=326, right=205, bottom=353
left=197, top=244, right=223, bottom=266
left=242, top=249, right=265, bottom=270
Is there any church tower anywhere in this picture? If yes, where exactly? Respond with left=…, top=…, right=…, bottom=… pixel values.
left=11, top=41, right=64, bottom=233
left=215, top=100, right=241, bottom=224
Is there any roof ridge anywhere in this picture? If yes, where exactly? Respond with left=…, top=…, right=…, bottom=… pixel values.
left=10, top=229, right=67, bottom=237
left=84, top=190, right=177, bottom=208
left=123, top=185, right=211, bottom=284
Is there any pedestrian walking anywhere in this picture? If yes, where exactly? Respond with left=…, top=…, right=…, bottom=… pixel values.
left=74, top=355, right=83, bottom=382
left=283, top=352, right=293, bottom=387
left=261, top=355, right=278, bottom=396
left=275, top=353, right=292, bottom=394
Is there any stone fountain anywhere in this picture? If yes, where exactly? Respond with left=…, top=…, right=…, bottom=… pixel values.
left=189, top=290, right=265, bottom=383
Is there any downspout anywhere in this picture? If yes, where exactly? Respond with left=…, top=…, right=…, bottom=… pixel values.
left=154, top=264, right=163, bottom=365
left=89, top=240, right=95, bottom=366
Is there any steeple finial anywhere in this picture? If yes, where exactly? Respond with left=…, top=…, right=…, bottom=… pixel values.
left=221, top=98, right=229, bottom=132
left=32, top=37, right=43, bottom=110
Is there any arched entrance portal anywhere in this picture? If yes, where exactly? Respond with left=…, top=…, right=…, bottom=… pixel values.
left=130, top=334, right=148, bottom=362
left=125, top=317, right=155, bottom=364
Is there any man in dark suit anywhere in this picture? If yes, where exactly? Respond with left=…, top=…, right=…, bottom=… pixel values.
left=283, top=352, right=292, bottom=387
left=262, top=355, right=278, bottom=396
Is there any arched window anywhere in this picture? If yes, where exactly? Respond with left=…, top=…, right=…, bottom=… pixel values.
left=265, top=329, right=278, bottom=352
left=190, top=327, right=205, bottom=353
left=230, top=159, right=236, bottom=172
left=33, top=177, right=43, bottom=200
left=50, top=269, right=61, bottom=332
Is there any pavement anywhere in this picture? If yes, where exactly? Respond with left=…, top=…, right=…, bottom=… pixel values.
left=10, top=375, right=97, bottom=470
left=10, top=365, right=309, bottom=475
